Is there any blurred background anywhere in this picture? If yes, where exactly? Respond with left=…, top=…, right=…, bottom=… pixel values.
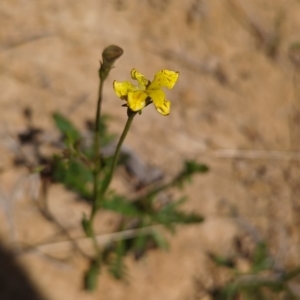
left=1, top=0, right=300, bottom=299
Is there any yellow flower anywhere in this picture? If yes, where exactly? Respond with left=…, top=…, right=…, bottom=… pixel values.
left=113, top=68, right=179, bottom=116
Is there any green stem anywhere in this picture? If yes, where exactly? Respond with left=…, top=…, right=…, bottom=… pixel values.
left=85, top=75, right=106, bottom=261
left=90, top=78, right=105, bottom=222
left=99, top=112, right=136, bottom=198
left=83, top=46, right=123, bottom=288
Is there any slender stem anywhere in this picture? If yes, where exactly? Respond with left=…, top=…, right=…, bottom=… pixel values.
left=85, top=76, right=105, bottom=261
left=82, top=46, right=123, bottom=289
left=90, top=79, right=104, bottom=222
left=99, top=113, right=136, bottom=198
left=94, top=80, right=104, bottom=159
left=89, top=108, right=134, bottom=269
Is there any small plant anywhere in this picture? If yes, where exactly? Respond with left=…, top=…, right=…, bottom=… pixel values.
left=49, top=45, right=208, bottom=290
left=206, top=239, right=300, bottom=299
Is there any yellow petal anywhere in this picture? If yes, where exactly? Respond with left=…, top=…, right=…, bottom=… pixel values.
left=127, top=91, right=148, bottom=112
left=148, top=70, right=179, bottom=90
left=113, top=81, right=137, bottom=99
left=130, top=69, right=149, bottom=90
left=147, top=89, right=171, bottom=116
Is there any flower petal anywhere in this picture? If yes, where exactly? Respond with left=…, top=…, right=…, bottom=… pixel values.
left=130, top=69, right=149, bottom=90
left=113, top=81, right=137, bottom=99
left=147, top=89, right=171, bottom=116
left=127, top=91, right=148, bottom=112
left=148, top=70, right=179, bottom=90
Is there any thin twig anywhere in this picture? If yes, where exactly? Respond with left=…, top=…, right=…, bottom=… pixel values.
left=17, top=225, right=161, bottom=255
left=212, top=149, right=300, bottom=161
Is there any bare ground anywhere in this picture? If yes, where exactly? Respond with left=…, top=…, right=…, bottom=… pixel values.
left=1, top=0, right=300, bottom=299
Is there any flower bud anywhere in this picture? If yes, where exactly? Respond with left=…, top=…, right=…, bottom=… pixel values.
left=102, top=45, right=124, bottom=66
left=99, top=45, right=123, bottom=81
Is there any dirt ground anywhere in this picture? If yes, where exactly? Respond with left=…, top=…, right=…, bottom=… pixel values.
left=1, top=0, right=300, bottom=299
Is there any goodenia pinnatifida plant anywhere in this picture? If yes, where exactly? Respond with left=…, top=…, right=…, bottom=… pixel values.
left=51, top=45, right=208, bottom=290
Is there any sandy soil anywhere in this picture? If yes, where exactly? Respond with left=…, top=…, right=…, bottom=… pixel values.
left=1, top=0, right=300, bottom=299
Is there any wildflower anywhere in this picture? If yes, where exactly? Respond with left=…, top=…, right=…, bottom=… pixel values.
left=113, top=69, right=179, bottom=116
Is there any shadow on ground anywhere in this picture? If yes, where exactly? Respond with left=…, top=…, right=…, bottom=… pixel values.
left=0, top=242, right=46, bottom=300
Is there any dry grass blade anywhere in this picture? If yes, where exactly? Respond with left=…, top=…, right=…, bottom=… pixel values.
left=17, top=225, right=162, bottom=256
left=212, top=149, right=300, bottom=161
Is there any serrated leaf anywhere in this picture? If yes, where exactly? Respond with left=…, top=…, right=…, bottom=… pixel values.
left=153, top=209, right=204, bottom=225
left=150, top=198, right=204, bottom=227
left=102, top=195, right=140, bottom=216
left=175, top=161, right=209, bottom=187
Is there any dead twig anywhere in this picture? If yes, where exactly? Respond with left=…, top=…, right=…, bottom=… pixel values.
left=212, top=149, right=300, bottom=161
left=17, top=225, right=161, bottom=256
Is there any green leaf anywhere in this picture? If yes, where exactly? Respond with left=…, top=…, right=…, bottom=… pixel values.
left=252, top=242, right=272, bottom=272
left=173, top=160, right=209, bottom=188
left=132, top=233, right=148, bottom=255
left=84, top=261, right=100, bottom=291
left=81, top=214, right=93, bottom=237
left=221, top=284, right=240, bottom=300
left=53, top=112, right=81, bottom=142
left=52, top=156, right=93, bottom=200
left=208, top=253, right=235, bottom=268
left=154, top=209, right=204, bottom=225
left=103, top=195, right=140, bottom=216
left=151, top=230, right=169, bottom=251
left=150, top=198, right=204, bottom=227
left=108, top=241, right=128, bottom=280
left=184, top=160, right=209, bottom=175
